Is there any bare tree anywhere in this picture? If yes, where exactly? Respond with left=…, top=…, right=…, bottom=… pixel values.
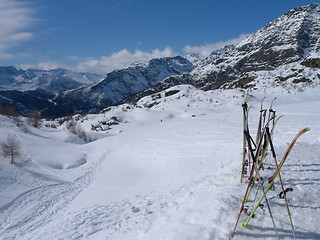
left=0, top=134, right=22, bottom=164
left=27, top=110, right=42, bottom=128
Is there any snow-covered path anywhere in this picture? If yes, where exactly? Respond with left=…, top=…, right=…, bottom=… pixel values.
left=0, top=86, right=319, bottom=239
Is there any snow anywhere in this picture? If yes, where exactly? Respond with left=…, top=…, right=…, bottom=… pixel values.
left=0, top=67, right=102, bottom=92
left=0, top=85, right=320, bottom=239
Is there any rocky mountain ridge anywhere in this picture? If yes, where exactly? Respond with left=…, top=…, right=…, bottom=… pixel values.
left=124, top=3, right=320, bottom=103
left=189, top=4, right=320, bottom=88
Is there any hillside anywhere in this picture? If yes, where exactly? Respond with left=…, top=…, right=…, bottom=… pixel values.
left=0, top=84, right=319, bottom=239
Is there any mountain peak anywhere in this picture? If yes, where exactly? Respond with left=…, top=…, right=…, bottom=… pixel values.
left=183, top=3, right=320, bottom=91
left=237, top=3, right=320, bottom=58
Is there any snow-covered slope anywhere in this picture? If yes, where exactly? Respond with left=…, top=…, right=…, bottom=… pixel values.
left=0, top=84, right=319, bottom=239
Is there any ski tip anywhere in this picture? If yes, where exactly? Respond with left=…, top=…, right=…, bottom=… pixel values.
left=304, top=127, right=311, bottom=132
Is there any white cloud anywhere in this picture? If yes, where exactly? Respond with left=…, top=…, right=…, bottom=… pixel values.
left=68, top=55, right=95, bottom=62
left=20, top=61, right=68, bottom=71
left=0, top=0, right=35, bottom=59
left=74, top=47, right=177, bottom=74
left=183, top=34, right=251, bottom=58
left=20, top=47, right=177, bottom=74
left=19, top=35, right=251, bottom=74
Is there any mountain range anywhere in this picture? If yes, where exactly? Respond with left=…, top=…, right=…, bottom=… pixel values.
left=1, top=3, right=320, bottom=117
left=127, top=3, right=320, bottom=102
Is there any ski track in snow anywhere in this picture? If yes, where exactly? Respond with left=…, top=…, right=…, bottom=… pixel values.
left=30, top=174, right=236, bottom=240
left=0, top=151, right=105, bottom=240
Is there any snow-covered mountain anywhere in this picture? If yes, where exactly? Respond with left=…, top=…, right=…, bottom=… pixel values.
left=42, top=56, right=195, bottom=116
left=0, top=57, right=194, bottom=117
left=191, top=3, right=320, bottom=89
left=128, top=3, right=320, bottom=102
left=0, top=66, right=102, bottom=92
left=0, top=67, right=103, bottom=116
left=2, top=4, right=320, bottom=117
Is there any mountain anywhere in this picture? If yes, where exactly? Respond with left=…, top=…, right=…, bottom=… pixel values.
left=41, top=56, right=195, bottom=117
left=2, top=4, right=320, bottom=117
left=0, top=67, right=103, bottom=115
left=197, top=45, right=235, bottom=68
left=192, top=3, right=320, bottom=90
left=125, top=3, right=320, bottom=103
left=0, top=56, right=194, bottom=117
left=184, top=54, right=203, bottom=66
left=0, top=67, right=102, bottom=93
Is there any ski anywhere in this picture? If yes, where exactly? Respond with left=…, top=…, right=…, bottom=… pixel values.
left=259, top=115, right=284, bottom=170
left=240, top=102, right=249, bottom=183
left=266, top=126, right=297, bottom=239
left=267, top=97, right=277, bottom=127
left=240, top=103, right=255, bottom=183
left=267, top=127, right=310, bottom=183
left=255, top=97, right=266, bottom=145
left=242, top=127, right=310, bottom=228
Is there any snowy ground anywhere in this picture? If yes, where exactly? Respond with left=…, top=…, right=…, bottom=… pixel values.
left=0, top=85, right=319, bottom=240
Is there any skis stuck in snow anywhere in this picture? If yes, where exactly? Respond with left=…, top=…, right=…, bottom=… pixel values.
left=231, top=98, right=309, bottom=239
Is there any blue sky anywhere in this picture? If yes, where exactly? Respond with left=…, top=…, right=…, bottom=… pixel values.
left=0, top=0, right=317, bottom=73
